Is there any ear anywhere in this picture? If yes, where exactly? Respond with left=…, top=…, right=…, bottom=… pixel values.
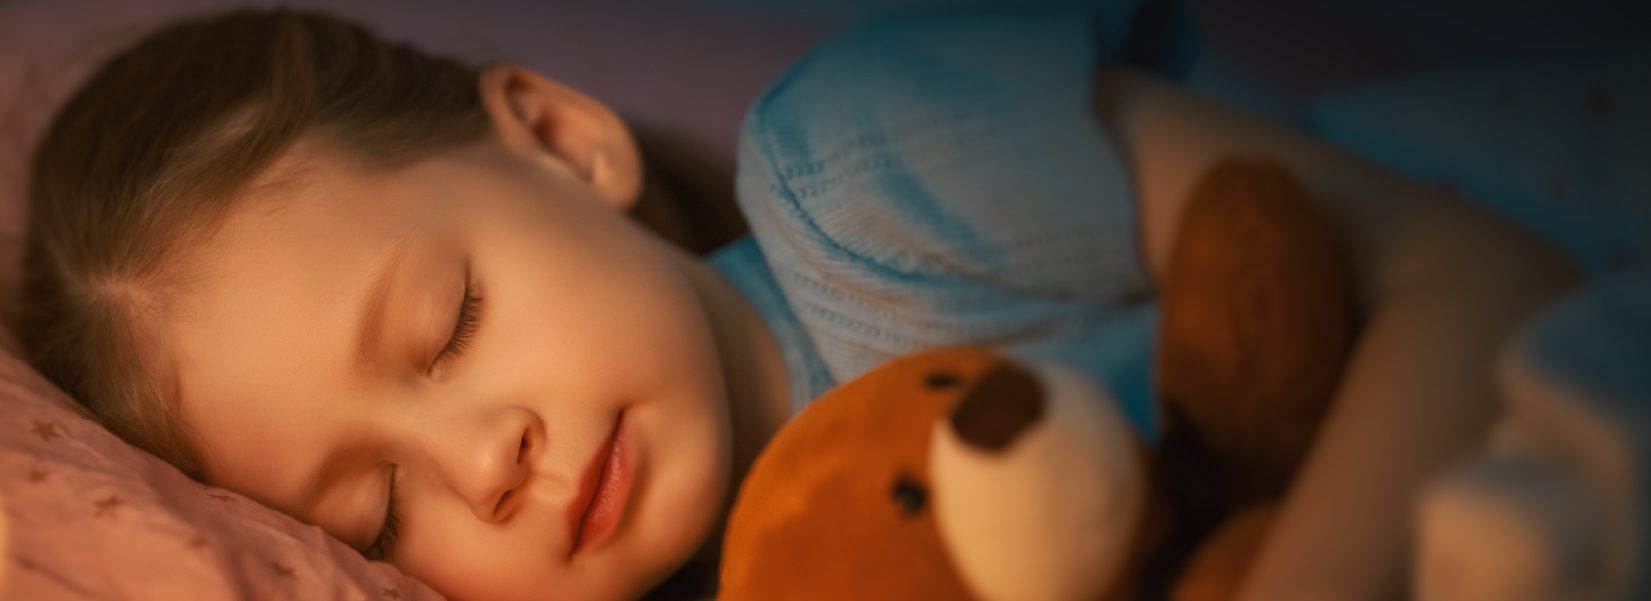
left=478, top=64, right=643, bottom=209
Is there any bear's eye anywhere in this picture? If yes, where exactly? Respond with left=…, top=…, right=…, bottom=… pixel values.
left=890, top=473, right=928, bottom=517
left=924, top=370, right=961, bottom=390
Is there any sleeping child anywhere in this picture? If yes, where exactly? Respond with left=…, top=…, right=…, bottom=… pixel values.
left=17, top=5, right=1579, bottom=601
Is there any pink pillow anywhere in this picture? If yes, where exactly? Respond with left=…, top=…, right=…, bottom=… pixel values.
left=0, top=348, right=444, bottom=600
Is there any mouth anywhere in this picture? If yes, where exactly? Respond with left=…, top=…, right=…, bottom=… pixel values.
left=567, top=411, right=635, bottom=557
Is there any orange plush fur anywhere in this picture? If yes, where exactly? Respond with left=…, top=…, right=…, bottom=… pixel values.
left=717, top=157, right=1358, bottom=601
left=1157, top=157, right=1356, bottom=601
left=719, top=348, right=1007, bottom=600
left=1159, top=157, right=1356, bottom=504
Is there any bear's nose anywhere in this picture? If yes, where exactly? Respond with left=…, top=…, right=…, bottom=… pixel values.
left=947, top=362, right=1045, bottom=452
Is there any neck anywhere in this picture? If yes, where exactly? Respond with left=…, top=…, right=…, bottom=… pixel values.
left=669, top=246, right=791, bottom=563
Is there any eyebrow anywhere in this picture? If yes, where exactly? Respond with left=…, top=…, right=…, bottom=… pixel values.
left=354, top=237, right=412, bottom=375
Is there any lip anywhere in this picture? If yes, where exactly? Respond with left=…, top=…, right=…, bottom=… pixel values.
left=567, top=412, right=635, bottom=557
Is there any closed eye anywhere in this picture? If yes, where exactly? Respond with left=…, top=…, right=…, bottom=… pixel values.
left=430, top=281, right=481, bottom=373
left=364, top=465, right=401, bottom=561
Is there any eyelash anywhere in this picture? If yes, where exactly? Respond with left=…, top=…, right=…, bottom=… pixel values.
left=365, top=467, right=400, bottom=561
left=432, top=283, right=482, bottom=370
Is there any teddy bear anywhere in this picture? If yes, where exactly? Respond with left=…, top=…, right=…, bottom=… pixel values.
left=716, top=157, right=1358, bottom=601
left=718, top=347, right=1145, bottom=601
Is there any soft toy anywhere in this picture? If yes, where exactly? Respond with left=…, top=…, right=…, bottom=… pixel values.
left=717, top=157, right=1358, bottom=601
left=1151, top=156, right=1357, bottom=601
left=719, top=347, right=1146, bottom=601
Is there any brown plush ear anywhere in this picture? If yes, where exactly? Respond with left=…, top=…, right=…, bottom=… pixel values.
left=1155, top=156, right=1358, bottom=506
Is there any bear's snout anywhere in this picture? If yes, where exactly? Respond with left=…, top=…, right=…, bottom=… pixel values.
left=946, top=362, right=1045, bottom=452
left=931, top=361, right=1146, bottom=601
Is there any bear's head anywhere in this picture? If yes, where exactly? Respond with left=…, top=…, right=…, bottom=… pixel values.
left=719, top=347, right=1148, bottom=601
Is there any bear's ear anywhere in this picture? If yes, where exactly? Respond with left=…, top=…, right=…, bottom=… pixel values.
left=931, top=362, right=1147, bottom=601
left=1156, top=156, right=1354, bottom=504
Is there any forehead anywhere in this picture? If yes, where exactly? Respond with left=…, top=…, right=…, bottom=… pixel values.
left=165, top=141, right=459, bottom=482
left=219, top=140, right=422, bottom=243
left=173, top=144, right=417, bottom=341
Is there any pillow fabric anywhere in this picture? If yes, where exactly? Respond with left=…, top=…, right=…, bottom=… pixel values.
left=1306, top=48, right=1651, bottom=277
left=0, top=348, right=445, bottom=601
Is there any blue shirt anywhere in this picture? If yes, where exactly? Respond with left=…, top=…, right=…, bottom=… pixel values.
left=711, top=4, right=1164, bottom=437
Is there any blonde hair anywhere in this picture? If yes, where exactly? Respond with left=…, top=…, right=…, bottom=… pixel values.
left=21, top=8, right=491, bottom=477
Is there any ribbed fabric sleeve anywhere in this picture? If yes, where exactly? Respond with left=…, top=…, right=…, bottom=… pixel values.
left=733, top=4, right=1161, bottom=436
left=709, top=237, right=840, bottom=414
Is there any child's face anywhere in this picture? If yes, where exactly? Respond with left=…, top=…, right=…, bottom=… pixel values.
left=164, top=135, right=733, bottom=601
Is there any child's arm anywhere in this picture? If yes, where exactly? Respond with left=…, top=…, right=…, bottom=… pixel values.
left=1093, top=66, right=1583, bottom=600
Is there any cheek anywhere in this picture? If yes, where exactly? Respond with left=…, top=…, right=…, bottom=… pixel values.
left=629, top=400, right=733, bottom=560
left=476, top=261, right=720, bottom=426
left=393, top=515, right=559, bottom=601
left=480, top=205, right=726, bottom=404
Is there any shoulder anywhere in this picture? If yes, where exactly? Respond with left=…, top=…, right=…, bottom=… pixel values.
left=734, top=4, right=1148, bottom=299
left=738, top=0, right=1191, bottom=165
left=738, top=5, right=1109, bottom=177
left=725, top=5, right=1165, bottom=423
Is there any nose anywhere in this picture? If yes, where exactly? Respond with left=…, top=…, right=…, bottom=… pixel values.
left=414, top=406, right=541, bottom=523
left=947, top=362, right=1046, bottom=452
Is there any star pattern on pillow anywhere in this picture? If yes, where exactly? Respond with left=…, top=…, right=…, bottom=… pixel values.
left=30, top=420, right=59, bottom=442
left=93, top=494, right=123, bottom=518
left=271, top=562, right=296, bottom=579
